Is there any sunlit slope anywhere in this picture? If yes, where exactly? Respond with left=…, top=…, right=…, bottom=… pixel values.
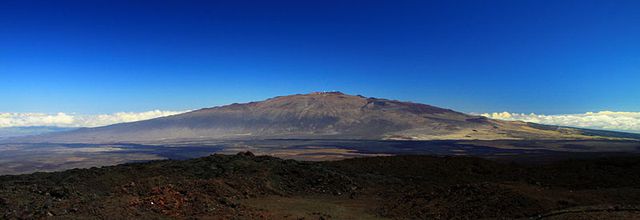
left=25, top=92, right=635, bottom=143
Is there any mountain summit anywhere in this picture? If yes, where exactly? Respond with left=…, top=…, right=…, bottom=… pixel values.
left=28, top=92, right=616, bottom=143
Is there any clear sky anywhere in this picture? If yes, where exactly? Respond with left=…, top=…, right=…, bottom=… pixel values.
left=1, top=0, right=639, bottom=115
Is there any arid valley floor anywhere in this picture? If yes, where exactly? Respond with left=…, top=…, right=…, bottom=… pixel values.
left=2, top=139, right=640, bottom=175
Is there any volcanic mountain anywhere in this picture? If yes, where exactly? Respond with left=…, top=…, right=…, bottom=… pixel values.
left=25, top=92, right=632, bottom=143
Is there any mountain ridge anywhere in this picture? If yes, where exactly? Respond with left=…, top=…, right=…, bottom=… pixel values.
left=17, top=92, right=634, bottom=143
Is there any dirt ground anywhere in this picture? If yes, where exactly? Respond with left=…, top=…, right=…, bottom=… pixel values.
left=1, top=152, right=640, bottom=219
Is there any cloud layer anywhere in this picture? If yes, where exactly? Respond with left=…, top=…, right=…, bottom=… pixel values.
left=0, top=110, right=188, bottom=128
left=481, top=111, right=640, bottom=133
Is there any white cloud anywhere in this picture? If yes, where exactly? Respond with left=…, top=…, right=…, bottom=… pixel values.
left=480, top=111, right=640, bottom=133
left=0, top=110, right=189, bottom=128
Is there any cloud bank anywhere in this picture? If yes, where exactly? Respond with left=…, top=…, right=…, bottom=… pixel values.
left=0, top=110, right=189, bottom=128
left=480, top=111, right=640, bottom=133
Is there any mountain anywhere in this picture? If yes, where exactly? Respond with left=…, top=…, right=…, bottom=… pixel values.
left=22, top=92, right=636, bottom=143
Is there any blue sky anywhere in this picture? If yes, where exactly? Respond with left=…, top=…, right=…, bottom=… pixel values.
left=1, top=0, right=639, bottom=115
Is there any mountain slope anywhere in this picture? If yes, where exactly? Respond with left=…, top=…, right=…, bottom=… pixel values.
left=24, top=92, right=627, bottom=143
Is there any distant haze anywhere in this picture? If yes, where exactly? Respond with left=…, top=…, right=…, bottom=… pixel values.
left=0, top=127, right=76, bottom=139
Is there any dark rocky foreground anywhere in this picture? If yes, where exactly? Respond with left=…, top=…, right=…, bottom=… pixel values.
left=1, top=153, right=640, bottom=219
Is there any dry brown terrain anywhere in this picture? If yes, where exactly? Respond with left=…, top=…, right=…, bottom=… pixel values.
left=20, top=92, right=637, bottom=144
left=2, top=152, right=640, bottom=219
